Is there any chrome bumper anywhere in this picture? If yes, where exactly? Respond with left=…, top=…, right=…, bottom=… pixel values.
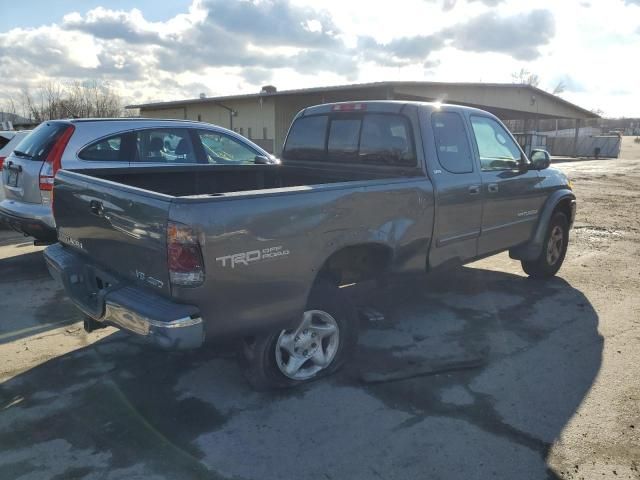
left=44, top=243, right=204, bottom=350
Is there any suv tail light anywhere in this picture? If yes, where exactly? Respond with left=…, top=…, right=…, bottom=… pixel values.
left=167, top=221, right=204, bottom=287
left=0, top=156, right=5, bottom=170
left=39, top=125, right=74, bottom=192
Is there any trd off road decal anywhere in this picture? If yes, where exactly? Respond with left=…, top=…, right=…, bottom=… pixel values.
left=216, top=245, right=290, bottom=269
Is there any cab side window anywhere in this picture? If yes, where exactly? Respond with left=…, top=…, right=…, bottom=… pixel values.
left=359, top=114, right=416, bottom=167
left=135, top=129, right=197, bottom=163
left=470, top=116, right=522, bottom=171
left=431, top=112, right=473, bottom=174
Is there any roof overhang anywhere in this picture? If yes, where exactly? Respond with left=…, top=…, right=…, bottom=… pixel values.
left=127, top=81, right=599, bottom=120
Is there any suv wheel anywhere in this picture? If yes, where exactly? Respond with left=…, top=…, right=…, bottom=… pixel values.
left=521, top=212, right=569, bottom=278
left=242, top=279, right=358, bottom=389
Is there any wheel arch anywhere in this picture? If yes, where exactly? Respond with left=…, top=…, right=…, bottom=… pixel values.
left=316, top=242, right=394, bottom=286
left=510, top=189, right=575, bottom=261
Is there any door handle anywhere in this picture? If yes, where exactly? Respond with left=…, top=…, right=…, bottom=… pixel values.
left=89, top=200, right=104, bottom=217
left=468, top=185, right=480, bottom=195
left=488, top=183, right=499, bottom=193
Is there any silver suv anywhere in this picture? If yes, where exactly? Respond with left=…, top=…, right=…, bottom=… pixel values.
left=0, top=118, right=276, bottom=242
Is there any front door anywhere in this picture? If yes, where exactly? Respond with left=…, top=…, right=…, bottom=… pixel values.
left=428, top=110, right=483, bottom=268
left=468, top=115, right=545, bottom=255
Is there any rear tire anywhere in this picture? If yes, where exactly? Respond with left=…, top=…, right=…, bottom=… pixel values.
left=242, top=279, right=358, bottom=390
left=521, top=212, right=569, bottom=278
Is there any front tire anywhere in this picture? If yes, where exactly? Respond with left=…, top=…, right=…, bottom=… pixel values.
left=242, top=280, right=358, bottom=390
left=521, top=212, right=569, bottom=278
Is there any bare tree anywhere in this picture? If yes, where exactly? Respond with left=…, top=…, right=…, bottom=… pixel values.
left=8, top=80, right=123, bottom=122
left=552, top=80, right=566, bottom=95
left=511, top=68, right=540, bottom=88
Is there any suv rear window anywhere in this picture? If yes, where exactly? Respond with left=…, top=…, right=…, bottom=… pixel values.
left=283, top=113, right=416, bottom=166
left=13, top=122, right=68, bottom=161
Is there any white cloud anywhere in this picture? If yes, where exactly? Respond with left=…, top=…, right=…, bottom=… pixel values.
left=0, top=0, right=638, bottom=116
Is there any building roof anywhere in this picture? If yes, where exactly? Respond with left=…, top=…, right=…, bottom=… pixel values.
left=126, top=81, right=599, bottom=119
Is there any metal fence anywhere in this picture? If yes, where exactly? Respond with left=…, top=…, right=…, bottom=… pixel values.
left=546, top=136, right=621, bottom=158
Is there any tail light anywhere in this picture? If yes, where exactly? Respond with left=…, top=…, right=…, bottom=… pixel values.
left=167, top=221, right=204, bottom=287
left=39, top=125, right=75, bottom=192
left=0, top=156, right=5, bottom=170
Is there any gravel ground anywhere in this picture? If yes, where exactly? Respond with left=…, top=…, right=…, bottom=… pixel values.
left=0, top=139, right=639, bottom=479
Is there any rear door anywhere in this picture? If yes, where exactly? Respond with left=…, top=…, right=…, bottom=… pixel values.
left=468, top=115, right=545, bottom=255
left=53, top=170, right=173, bottom=296
left=426, top=110, right=483, bottom=268
left=130, top=128, right=199, bottom=165
left=2, top=122, right=70, bottom=205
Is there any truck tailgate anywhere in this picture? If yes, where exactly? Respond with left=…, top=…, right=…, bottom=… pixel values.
left=53, top=170, right=172, bottom=296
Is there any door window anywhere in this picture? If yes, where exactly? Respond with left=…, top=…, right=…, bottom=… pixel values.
left=431, top=112, right=473, bottom=173
left=198, top=131, right=258, bottom=164
left=135, top=129, right=197, bottom=163
left=470, top=116, right=522, bottom=171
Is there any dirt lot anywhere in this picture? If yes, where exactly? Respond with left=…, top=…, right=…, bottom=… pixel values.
left=1, top=139, right=639, bottom=480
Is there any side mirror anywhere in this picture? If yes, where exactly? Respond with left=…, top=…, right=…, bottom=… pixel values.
left=529, top=149, right=551, bottom=170
left=254, top=155, right=271, bottom=164
left=254, top=155, right=281, bottom=165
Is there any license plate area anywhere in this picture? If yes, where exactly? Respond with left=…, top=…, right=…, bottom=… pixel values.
left=65, top=264, right=121, bottom=319
left=7, top=170, right=18, bottom=187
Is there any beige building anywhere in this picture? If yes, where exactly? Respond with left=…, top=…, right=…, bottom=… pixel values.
left=127, top=81, right=598, bottom=156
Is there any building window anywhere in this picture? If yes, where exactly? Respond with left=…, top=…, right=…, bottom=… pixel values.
left=239, top=127, right=244, bottom=136
left=197, top=114, right=202, bottom=122
left=263, top=127, right=268, bottom=139
left=248, top=127, right=252, bottom=139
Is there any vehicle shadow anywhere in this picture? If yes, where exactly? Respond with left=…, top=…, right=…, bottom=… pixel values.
left=0, top=250, right=83, bottom=345
left=0, top=266, right=602, bottom=480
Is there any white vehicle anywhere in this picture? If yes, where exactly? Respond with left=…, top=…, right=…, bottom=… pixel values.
left=0, top=130, right=31, bottom=170
left=0, top=131, right=31, bottom=201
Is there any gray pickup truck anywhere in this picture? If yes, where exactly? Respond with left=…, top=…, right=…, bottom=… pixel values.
left=44, top=101, right=576, bottom=388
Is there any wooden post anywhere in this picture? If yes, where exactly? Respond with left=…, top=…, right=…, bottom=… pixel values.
left=573, top=118, right=581, bottom=157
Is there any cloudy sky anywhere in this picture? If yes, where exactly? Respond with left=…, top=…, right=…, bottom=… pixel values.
left=1, top=0, right=639, bottom=117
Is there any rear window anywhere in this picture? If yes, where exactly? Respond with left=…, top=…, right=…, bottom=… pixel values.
left=283, top=116, right=328, bottom=161
left=14, top=122, right=68, bottom=161
left=328, top=118, right=360, bottom=162
left=283, top=113, right=416, bottom=166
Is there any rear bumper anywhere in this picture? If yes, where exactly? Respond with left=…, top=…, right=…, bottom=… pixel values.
left=0, top=200, right=57, bottom=240
left=44, top=243, right=204, bottom=350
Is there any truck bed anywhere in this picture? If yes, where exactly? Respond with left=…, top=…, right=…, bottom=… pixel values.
left=74, top=163, right=419, bottom=198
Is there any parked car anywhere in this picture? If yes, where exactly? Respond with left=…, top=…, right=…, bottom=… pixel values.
left=0, top=131, right=31, bottom=169
left=0, top=130, right=32, bottom=203
left=44, top=101, right=575, bottom=389
left=0, top=119, right=276, bottom=242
